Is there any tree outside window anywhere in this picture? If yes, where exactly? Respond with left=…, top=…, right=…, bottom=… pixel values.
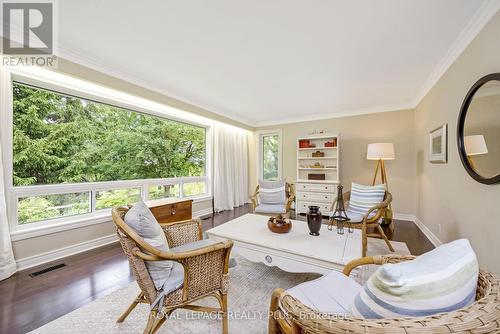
left=13, top=83, right=207, bottom=224
left=262, top=134, right=279, bottom=181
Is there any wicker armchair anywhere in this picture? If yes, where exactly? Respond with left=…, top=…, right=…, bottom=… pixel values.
left=329, top=189, right=394, bottom=257
left=112, top=206, right=233, bottom=334
left=269, top=254, right=500, bottom=334
left=250, top=182, right=295, bottom=215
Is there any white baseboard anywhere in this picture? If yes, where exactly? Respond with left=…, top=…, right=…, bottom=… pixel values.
left=413, top=216, right=442, bottom=247
left=393, top=213, right=442, bottom=247
left=393, top=213, right=416, bottom=222
left=16, top=234, right=118, bottom=271
left=193, top=207, right=213, bottom=218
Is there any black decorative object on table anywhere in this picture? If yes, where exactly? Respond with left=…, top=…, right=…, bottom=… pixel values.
left=306, top=205, right=322, bottom=236
left=328, top=184, right=352, bottom=234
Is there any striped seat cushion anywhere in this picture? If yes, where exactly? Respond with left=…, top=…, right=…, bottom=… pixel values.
left=258, top=179, right=286, bottom=205
left=351, top=239, right=479, bottom=319
left=346, top=183, right=386, bottom=221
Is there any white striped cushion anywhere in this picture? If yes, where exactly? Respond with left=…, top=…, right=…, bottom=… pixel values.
left=347, top=183, right=386, bottom=220
left=350, top=239, right=478, bottom=319
left=258, top=179, right=286, bottom=205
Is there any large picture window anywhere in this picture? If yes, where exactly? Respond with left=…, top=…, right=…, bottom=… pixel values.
left=11, top=82, right=209, bottom=226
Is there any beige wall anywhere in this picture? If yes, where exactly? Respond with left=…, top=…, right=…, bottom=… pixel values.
left=414, top=11, right=500, bottom=274
left=254, top=109, right=416, bottom=215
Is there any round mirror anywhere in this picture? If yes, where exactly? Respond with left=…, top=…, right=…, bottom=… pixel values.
left=458, top=73, right=500, bottom=184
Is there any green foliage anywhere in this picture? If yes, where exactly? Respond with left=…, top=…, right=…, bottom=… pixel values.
left=149, top=184, right=180, bottom=200
left=95, top=188, right=141, bottom=210
left=13, top=83, right=206, bottom=224
left=13, top=83, right=206, bottom=186
left=263, top=135, right=279, bottom=180
left=183, top=182, right=206, bottom=197
left=18, top=193, right=90, bottom=224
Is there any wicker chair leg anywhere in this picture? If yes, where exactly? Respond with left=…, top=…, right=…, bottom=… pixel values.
left=150, top=315, right=167, bottom=334
left=377, top=225, right=395, bottom=252
left=268, top=288, right=283, bottom=334
left=117, top=292, right=143, bottom=323
left=221, top=293, right=228, bottom=334
left=143, top=312, right=156, bottom=334
left=362, top=224, right=368, bottom=257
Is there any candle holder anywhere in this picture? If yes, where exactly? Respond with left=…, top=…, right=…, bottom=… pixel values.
left=328, top=184, right=352, bottom=234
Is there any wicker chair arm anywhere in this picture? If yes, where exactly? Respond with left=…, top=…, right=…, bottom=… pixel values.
left=133, top=239, right=233, bottom=261
left=343, top=254, right=416, bottom=276
left=285, top=194, right=295, bottom=212
left=160, top=219, right=203, bottom=248
left=250, top=186, right=259, bottom=211
left=363, top=191, right=393, bottom=222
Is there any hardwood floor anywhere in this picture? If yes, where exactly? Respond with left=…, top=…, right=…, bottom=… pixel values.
left=0, top=204, right=433, bottom=334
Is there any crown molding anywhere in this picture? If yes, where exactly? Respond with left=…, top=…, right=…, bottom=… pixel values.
left=52, top=1, right=499, bottom=128
left=252, top=102, right=415, bottom=127
left=411, top=0, right=500, bottom=107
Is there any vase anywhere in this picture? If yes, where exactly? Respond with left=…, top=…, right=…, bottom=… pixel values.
left=307, top=205, right=322, bottom=236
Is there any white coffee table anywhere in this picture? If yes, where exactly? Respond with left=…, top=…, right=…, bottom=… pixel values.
left=206, top=213, right=362, bottom=275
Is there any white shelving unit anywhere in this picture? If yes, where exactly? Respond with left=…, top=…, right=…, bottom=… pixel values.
left=295, top=133, right=340, bottom=215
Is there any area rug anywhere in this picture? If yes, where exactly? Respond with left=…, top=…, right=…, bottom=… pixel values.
left=31, top=239, right=410, bottom=334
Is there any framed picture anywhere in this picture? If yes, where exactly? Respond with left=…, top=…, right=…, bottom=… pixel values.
left=429, top=124, right=448, bottom=163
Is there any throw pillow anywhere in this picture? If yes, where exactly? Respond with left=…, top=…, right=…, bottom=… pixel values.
left=351, top=239, right=479, bottom=318
left=124, top=200, right=174, bottom=290
left=258, top=179, right=286, bottom=205
left=347, top=182, right=386, bottom=219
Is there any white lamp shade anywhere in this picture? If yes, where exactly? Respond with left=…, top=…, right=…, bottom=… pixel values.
left=464, top=135, right=488, bottom=156
left=367, top=143, right=395, bottom=160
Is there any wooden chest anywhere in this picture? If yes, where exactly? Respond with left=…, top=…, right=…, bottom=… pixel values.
left=146, top=198, right=193, bottom=224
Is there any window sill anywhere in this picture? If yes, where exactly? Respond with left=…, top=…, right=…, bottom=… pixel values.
left=10, top=196, right=213, bottom=242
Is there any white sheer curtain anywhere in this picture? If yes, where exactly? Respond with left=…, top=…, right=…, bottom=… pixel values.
left=0, top=69, right=16, bottom=280
left=213, top=124, right=249, bottom=212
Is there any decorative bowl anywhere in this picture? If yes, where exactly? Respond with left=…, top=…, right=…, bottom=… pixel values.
left=267, top=214, right=292, bottom=233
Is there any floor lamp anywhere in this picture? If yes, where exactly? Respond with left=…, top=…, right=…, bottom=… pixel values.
left=367, top=143, right=395, bottom=229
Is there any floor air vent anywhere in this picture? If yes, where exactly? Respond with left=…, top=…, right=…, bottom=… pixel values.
left=29, top=263, right=66, bottom=278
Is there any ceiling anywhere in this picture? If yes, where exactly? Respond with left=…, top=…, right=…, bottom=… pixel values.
left=56, top=0, right=498, bottom=127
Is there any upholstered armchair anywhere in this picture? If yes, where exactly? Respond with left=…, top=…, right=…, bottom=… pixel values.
left=250, top=180, right=295, bottom=215
left=329, top=183, right=394, bottom=257
left=269, top=254, right=500, bottom=334
left=112, top=206, right=233, bottom=334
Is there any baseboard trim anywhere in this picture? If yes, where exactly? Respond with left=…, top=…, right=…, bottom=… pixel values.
left=393, top=213, right=416, bottom=222
left=393, top=213, right=442, bottom=247
left=193, top=207, right=213, bottom=218
left=413, top=216, right=442, bottom=247
left=16, top=234, right=118, bottom=271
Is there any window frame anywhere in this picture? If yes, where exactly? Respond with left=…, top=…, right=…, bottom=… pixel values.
left=257, top=129, right=283, bottom=181
left=3, top=71, right=213, bottom=239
